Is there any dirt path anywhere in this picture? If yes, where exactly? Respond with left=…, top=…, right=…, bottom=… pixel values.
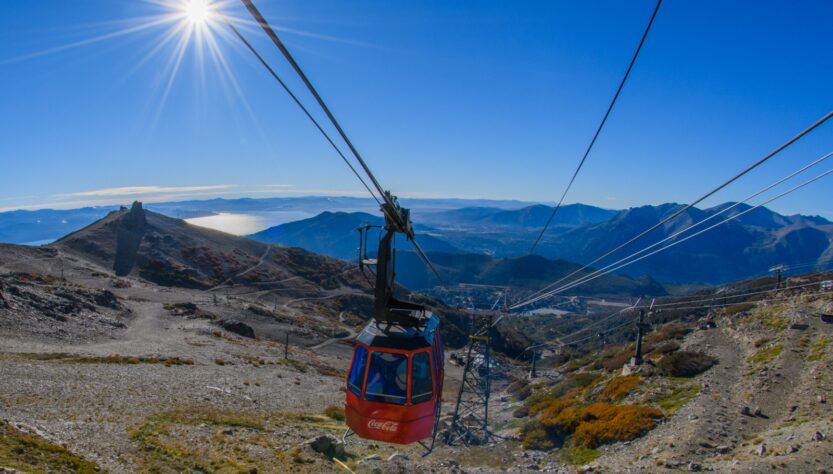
left=207, top=245, right=272, bottom=291
left=309, top=312, right=357, bottom=351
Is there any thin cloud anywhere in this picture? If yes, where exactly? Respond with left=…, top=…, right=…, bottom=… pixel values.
left=61, top=185, right=237, bottom=198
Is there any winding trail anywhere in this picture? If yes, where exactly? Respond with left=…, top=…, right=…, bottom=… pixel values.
left=309, top=311, right=356, bottom=351
left=207, top=245, right=272, bottom=291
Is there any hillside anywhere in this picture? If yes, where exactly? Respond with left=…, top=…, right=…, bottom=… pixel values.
left=53, top=202, right=364, bottom=291
left=248, top=211, right=458, bottom=260
left=394, top=251, right=667, bottom=296
left=544, top=203, right=833, bottom=284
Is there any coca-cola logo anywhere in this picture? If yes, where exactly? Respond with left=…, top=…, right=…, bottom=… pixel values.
left=367, top=419, right=398, bottom=432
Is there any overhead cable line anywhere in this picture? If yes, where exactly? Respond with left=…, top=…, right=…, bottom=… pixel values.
left=566, top=288, right=833, bottom=347
left=516, top=163, right=833, bottom=306
left=516, top=150, right=833, bottom=307
left=221, top=19, right=381, bottom=206
left=233, top=0, right=443, bottom=283
left=529, top=0, right=663, bottom=254
left=517, top=109, right=833, bottom=308
left=651, top=279, right=828, bottom=310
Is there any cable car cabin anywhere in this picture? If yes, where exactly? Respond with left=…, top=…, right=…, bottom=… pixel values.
left=345, top=313, right=443, bottom=444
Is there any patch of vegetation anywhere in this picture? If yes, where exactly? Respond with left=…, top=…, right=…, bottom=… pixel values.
left=646, top=323, right=691, bottom=345
left=599, top=376, right=640, bottom=402
left=748, top=344, right=784, bottom=365
left=0, top=422, right=101, bottom=473
left=755, top=306, right=790, bottom=331
left=525, top=383, right=662, bottom=450
left=323, top=405, right=345, bottom=421
left=508, top=378, right=533, bottom=400
left=558, top=403, right=663, bottom=448
left=754, top=337, right=772, bottom=348
left=656, top=384, right=701, bottom=415
left=657, top=351, right=717, bottom=377
left=20, top=352, right=193, bottom=366
left=649, top=341, right=680, bottom=355
left=599, top=348, right=633, bottom=371
left=553, top=445, right=601, bottom=465
left=777, top=418, right=811, bottom=429
left=129, top=409, right=264, bottom=473
left=524, top=372, right=599, bottom=410
left=809, top=336, right=828, bottom=362
left=724, top=302, right=756, bottom=316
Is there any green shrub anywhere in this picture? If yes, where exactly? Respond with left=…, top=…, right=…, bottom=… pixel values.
left=657, top=351, right=717, bottom=377
left=748, top=345, right=783, bottom=364
left=656, top=384, right=700, bottom=415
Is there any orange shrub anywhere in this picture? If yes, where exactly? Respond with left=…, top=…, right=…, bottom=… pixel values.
left=599, top=375, right=640, bottom=402
left=571, top=403, right=663, bottom=448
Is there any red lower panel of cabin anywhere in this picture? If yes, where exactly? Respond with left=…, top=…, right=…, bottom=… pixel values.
left=345, top=391, right=434, bottom=444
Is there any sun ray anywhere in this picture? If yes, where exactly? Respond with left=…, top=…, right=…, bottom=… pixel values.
left=0, top=15, right=177, bottom=66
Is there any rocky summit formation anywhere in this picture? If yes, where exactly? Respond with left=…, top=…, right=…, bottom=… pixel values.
left=53, top=201, right=366, bottom=291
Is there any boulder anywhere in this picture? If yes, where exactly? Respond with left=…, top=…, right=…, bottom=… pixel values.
left=308, top=435, right=345, bottom=459
left=813, top=431, right=826, bottom=442
left=217, top=319, right=255, bottom=339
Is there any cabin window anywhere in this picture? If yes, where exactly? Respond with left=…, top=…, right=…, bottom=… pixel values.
left=348, top=346, right=368, bottom=396
left=411, top=352, right=433, bottom=404
left=365, top=352, right=408, bottom=405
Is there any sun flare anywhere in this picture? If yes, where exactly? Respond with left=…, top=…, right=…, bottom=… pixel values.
left=183, top=0, right=214, bottom=26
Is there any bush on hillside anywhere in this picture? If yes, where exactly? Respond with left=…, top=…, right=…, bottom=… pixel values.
left=657, top=350, right=716, bottom=377
left=599, top=376, right=640, bottom=402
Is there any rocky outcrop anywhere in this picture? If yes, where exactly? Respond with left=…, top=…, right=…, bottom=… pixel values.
left=216, top=319, right=255, bottom=339
left=113, top=202, right=147, bottom=276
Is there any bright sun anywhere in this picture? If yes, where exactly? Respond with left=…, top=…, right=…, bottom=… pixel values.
left=184, top=0, right=213, bottom=25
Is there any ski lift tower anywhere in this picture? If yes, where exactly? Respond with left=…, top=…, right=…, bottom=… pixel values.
left=770, top=264, right=787, bottom=289
left=445, top=287, right=508, bottom=447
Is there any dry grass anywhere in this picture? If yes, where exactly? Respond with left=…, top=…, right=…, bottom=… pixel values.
left=657, top=351, right=716, bottom=377
left=324, top=405, right=345, bottom=421
left=0, top=422, right=100, bottom=473
left=599, top=375, right=641, bottom=402
left=809, top=336, right=828, bottom=362
left=19, top=352, right=193, bottom=366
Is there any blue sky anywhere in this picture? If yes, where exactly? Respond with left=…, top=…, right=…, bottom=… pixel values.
left=1, top=0, right=832, bottom=218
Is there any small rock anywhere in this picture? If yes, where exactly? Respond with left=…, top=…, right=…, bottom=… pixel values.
left=387, top=452, right=408, bottom=462
left=651, top=447, right=661, bottom=455
left=757, top=444, right=766, bottom=457
left=753, top=407, right=763, bottom=417
left=790, top=405, right=799, bottom=413
left=665, top=460, right=684, bottom=468
left=740, top=406, right=751, bottom=416
left=689, top=462, right=703, bottom=472
left=813, top=432, right=826, bottom=442
left=786, top=445, right=800, bottom=454
left=360, top=454, right=381, bottom=463
left=715, top=445, right=732, bottom=454
left=817, top=395, right=827, bottom=404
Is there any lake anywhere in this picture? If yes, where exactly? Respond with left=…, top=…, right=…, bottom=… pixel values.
left=185, top=211, right=313, bottom=235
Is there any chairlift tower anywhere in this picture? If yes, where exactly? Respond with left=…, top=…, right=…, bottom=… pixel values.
left=770, top=264, right=787, bottom=289
left=445, top=310, right=500, bottom=446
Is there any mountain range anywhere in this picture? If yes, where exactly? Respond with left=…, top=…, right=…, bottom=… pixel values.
left=247, top=201, right=833, bottom=285
left=3, top=196, right=831, bottom=286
